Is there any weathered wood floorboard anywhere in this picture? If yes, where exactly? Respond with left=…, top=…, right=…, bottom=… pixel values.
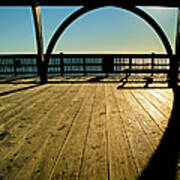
left=49, top=84, right=97, bottom=180
left=112, top=86, right=155, bottom=175
left=148, top=90, right=172, bottom=108
left=0, top=85, right=51, bottom=126
left=0, top=85, right=72, bottom=162
left=0, top=85, right=78, bottom=179
left=0, top=81, right=173, bottom=180
left=131, top=91, right=168, bottom=131
left=153, top=89, right=173, bottom=102
left=123, top=91, right=163, bottom=150
left=80, top=84, right=108, bottom=180
left=13, top=84, right=85, bottom=180
left=0, top=84, right=34, bottom=94
left=106, top=84, right=138, bottom=180
left=139, top=90, right=171, bottom=119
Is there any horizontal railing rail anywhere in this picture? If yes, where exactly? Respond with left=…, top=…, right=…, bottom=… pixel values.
left=0, top=54, right=178, bottom=80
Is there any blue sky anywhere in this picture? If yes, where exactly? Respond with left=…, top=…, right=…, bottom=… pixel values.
left=0, top=6, right=178, bottom=54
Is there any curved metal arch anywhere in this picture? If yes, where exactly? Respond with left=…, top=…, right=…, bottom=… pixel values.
left=46, top=6, right=93, bottom=63
left=46, top=5, right=173, bottom=66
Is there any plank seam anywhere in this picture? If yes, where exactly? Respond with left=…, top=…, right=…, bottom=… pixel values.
left=139, top=92, right=168, bottom=119
left=123, top=91, right=156, bottom=151
left=0, top=85, right=74, bottom=166
left=130, top=91, right=163, bottom=133
left=104, top=85, right=110, bottom=180
left=148, top=90, right=171, bottom=108
left=47, top=85, right=91, bottom=180
left=78, top=85, right=97, bottom=179
left=13, top=85, right=83, bottom=179
left=110, top=85, right=139, bottom=176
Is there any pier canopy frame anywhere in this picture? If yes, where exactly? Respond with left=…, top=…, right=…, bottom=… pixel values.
left=46, top=5, right=173, bottom=62
left=0, top=0, right=179, bottom=87
left=45, top=5, right=174, bottom=86
left=0, top=1, right=180, bottom=7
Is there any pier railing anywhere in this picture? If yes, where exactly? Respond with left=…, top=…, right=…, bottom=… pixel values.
left=0, top=54, right=178, bottom=79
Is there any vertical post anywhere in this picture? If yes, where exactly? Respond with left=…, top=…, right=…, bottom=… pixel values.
left=60, top=53, right=64, bottom=76
left=174, top=8, right=180, bottom=88
left=151, top=53, right=154, bottom=76
left=103, top=56, right=114, bottom=77
left=103, top=57, right=107, bottom=77
left=129, top=57, right=132, bottom=76
left=168, top=8, right=180, bottom=88
left=13, top=59, right=17, bottom=76
left=32, top=6, right=47, bottom=84
left=83, top=57, right=86, bottom=76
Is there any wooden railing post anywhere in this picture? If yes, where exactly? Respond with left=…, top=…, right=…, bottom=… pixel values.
left=168, top=8, right=180, bottom=88
left=151, top=53, right=155, bottom=76
left=13, top=58, right=17, bottom=76
left=32, top=6, right=47, bottom=84
left=60, top=53, right=64, bottom=76
left=13, top=59, right=22, bottom=76
left=129, top=57, right=132, bottom=76
left=83, top=57, right=86, bottom=76
left=174, top=8, right=180, bottom=87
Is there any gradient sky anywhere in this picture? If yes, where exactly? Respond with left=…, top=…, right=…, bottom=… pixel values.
left=0, top=6, right=178, bottom=54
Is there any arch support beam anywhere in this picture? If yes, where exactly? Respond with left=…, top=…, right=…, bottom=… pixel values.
left=45, top=5, right=173, bottom=85
left=46, top=6, right=172, bottom=58
left=32, top=6, right=46, bottom=84
left=174, top=8, right=180, bottom=88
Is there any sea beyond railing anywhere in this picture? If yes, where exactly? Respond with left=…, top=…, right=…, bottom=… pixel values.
left=0, top=54, right=178, bottom=80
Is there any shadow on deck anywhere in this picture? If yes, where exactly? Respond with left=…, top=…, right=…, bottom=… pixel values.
left=139, top=86, right=180, bottom=180
left=0, top=75, right=170, bottom=96
left=0, top=76, right=180, bottom=179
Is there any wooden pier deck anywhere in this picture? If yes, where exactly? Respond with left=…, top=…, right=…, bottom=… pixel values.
left=0, top=77, right=174, bottom=179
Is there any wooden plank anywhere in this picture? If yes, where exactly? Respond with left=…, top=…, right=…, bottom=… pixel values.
left=79, top=84, right=108, bottom=179
left=0, top=84, right=69, bottom=148
left=131, top=90, right=168, bottom=131
left=0, top=84, right=48, bottom=103
left=0, top=82, right=173, bottom=179
left=0, top=84, right=73, bottom=163
left=0, top=84, right=33, bottom=94
left=0, top=85, right=51, bottom=126
left=123, top=90, right=164, bottom=149
left=0, top=84, right=81, bottom=179
left=139, top=90, right=172, bottom=119
left=153, top=89, right=173, bottom=102
left=112, top=85, right=155, bottom=175
left=105, top=84, right=138, bottom=180
left=0, top=85, right=55, bottom=160
left=148, top=90, right=173, bottom=109
left=13, top=84, right=96, bottom=179
left=48, top=84, right=97, bottom=179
